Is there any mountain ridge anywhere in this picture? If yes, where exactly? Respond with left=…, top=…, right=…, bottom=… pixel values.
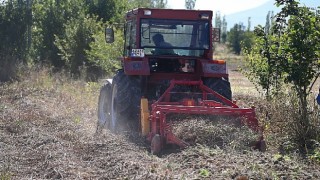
left=225, top=0, right=319, bottom=30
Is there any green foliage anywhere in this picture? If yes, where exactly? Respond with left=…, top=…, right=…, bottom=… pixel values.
left=243, top=25, right=282, bottom=97
left=265, top=11, right=274, bottom=35
left=32, top=0, right=87, bottom=67
left=86, top=0, right=129, bottom=23
left=152, top=0, right=167, bottom=8
left=0, top=0, right=169, bottom=80
left=221, top=16, right=227, bottom=43
left=185, top=0, right=196, bottom=10
left=86, top=28, right=123, bottom=76
left=129, top=0, right=152, bottom=8
left=227, top=24, right=244, bottom=54
left=54, top=15, right=99, bottom=75
left=241, top=31, right=254, bottom=52
left=243, top=0, right=320, bottom=153
left=129, top=0, right=167, bottom=9
left=0, top=0, right=29, bottom=59
left=279, top=7, right=320, bottom=93
left=309, top=146, right=320, bottom=164
left=0, top=171, right=11, bottom=180
left=0, top=0, right=30, bottom=81
left=199, top=169, right=210, bottom=177
left=32, top=0, right=130, bottom=77
left=215, top=11, right=221, bottom=28
left=228, top=22, right=255, bottom=55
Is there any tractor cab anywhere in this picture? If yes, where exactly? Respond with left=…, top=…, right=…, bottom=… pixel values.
left=106, top=8, right=225, bottom=80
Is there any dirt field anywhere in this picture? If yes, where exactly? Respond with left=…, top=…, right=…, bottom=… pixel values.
left=1, top=66, right=320, bottom=179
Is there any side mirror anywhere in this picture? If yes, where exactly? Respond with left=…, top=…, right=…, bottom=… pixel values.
left=212, top=28, right=220, bottom=42
left=105, top=28, right=114, bottom=43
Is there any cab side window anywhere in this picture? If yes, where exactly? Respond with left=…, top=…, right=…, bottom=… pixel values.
left=124, top=20, right=136, bottom=56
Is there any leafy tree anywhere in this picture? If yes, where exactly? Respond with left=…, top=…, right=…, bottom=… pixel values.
left=241, top=31, right=254, bottom=53
left=152, top=0, right=167, bottom=8
left=214, top=11, right=221, bottom=28
left=86, top=0, right=129, bottom=23
left=32, top=0, right=87, bottom=68
left=185, top=0, right=196, bottom=10
left=0, top=0, right=29, bottom=81
left=265, top=11, right=271, bottom=34
left=228, top=20, right=254, bottom=55
left=247, top=17, right=251, bottom=31
left=221, top=15, right=227, bottom=43
left=129, top=0, right=153, bottom=8
left=227, top=23, right=245, bottom=54
left=86, top=28, right=123, bottom=77
left=54, top=15, right=97, bottom=76
left=244, top=25, right=282, bottom=97
left=275, top=4, right=320, bottom=150
left=244, top=0, right=320, bottom=152
left=0, top=0, right=29, bottom=59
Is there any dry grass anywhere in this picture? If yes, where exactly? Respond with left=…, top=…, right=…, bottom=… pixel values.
left=1, top=60, right=320, bottom=179
left=173, top=116, right=259, bottom=151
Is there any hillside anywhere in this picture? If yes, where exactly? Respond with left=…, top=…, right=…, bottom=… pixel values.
left=225, top=0, right=320, bottom=30
left=1, top=66, right=320, bottom=179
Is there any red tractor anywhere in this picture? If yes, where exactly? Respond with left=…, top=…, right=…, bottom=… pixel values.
left=97, top=8, right=265, bottom=154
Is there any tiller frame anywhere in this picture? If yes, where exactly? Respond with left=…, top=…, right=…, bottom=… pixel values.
left=141, top=80, right=264, bottom=154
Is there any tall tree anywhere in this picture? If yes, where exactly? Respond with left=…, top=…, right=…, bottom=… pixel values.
left=86, top=0, right=128, bottom=23
left=152, top=0, right=167, bottom=8
left=228, top=24, right=241, bottom=54
left=129, top=0, right=152, bottom=8
left=185, top=0, right=196, bottom=10
left=0, top=0, right=29, bottom=81
left=221, top=15, right=227, bottom=43
left=214, top=11, right=221, bottom=28
left=264, top=11, right=271, bottom=34
left=0, top=0, right=29, bottom=59
left=26, top=0, right=32, bottom=50
left=32, top=0, right=87, bottom=67
left=244, top=0, right=320, bottom=152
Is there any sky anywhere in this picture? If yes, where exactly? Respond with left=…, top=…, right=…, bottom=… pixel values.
left=167, top=0, right=319, bottom=29
left=167, top=0, right=271, bottom=15
left=167, top=0, right=319, bottom=14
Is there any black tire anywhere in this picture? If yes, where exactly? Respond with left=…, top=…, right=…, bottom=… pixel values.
left=110, top=70, right=141, bottom=132
left=97, top=81, right=112, bottom=133
left=203, top=77, right=232, bottom=102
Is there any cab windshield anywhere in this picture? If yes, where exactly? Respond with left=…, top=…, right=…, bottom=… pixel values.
left=140, top=19, right=210, bottom=57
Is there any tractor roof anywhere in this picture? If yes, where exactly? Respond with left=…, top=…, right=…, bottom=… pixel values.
left=126, top=8, right=213, bottom=21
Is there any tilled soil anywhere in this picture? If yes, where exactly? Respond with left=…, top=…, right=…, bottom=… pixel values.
left=1, top=73, right=320, bottom=179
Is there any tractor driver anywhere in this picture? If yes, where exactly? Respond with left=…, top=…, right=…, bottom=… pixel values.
left=152, top=33, right=175, bottom=55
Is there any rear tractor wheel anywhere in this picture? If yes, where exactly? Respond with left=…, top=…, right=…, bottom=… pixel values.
left=204, top=77, right=232, bottom=103
left=97, top=81, right=112, bottom=133
left=97, top=70, right=141, bottom=133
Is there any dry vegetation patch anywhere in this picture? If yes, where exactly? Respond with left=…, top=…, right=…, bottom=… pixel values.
left=1, top=67, right=320, bottom=179
left=173, top=116, right=259, bottom=151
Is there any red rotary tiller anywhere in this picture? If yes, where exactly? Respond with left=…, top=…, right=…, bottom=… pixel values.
left=140, top=80, right=265, bottom=154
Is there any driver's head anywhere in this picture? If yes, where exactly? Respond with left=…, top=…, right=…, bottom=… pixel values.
left=152, top=34, right=164, bottom=46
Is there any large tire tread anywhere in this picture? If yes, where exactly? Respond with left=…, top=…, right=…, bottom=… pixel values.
left=97, top=81, right=112, bottom=132
left=203, top=77, right=232, bottom=102
left=112, top=70, right=141, bottom=131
